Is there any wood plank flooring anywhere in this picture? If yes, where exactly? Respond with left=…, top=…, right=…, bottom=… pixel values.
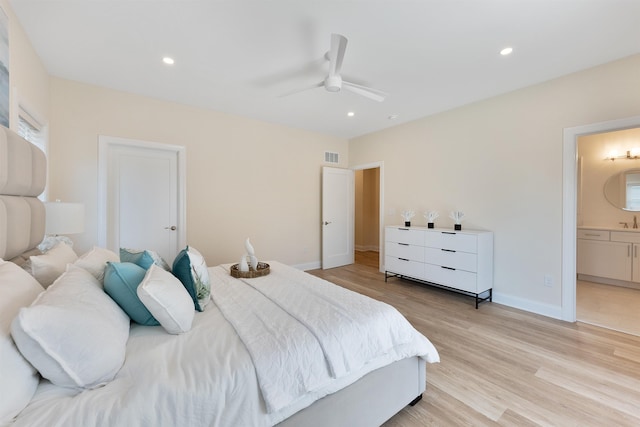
left=308, top=262, right=640, bottom=426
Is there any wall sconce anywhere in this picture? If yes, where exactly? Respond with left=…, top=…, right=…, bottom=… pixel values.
left=605, top=149, right=640, bottom=161
left=38, top=200, right=85, bottom=251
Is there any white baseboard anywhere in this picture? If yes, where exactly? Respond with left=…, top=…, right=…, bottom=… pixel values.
left=293, top=261, right=322, bottom=271
left=492, top=292, right=563, bottom=320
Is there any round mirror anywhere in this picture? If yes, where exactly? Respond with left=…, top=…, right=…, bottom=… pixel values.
left=604, top=168, right=640, bottom=211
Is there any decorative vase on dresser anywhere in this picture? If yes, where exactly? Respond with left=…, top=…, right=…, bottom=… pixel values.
left=384, top=225, right=494, bottom=308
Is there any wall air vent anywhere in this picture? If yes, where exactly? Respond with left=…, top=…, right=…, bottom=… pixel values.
left=324, top=151, right=339, bottom=164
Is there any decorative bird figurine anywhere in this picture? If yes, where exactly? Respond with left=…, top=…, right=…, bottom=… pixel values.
left=239, top=254, right=249, bottom=272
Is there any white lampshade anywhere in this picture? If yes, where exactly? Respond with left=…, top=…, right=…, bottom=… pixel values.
left=45, top=202, right=85, bottom=235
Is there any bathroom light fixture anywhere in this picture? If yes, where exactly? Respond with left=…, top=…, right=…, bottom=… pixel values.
left=605, top=149, right=640, bottom=161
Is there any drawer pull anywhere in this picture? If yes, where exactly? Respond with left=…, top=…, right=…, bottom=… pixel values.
left=442, top=232, right=456, bottom=235
left=441, top=266, right=456, bottom=271
left=398, top=243, right=409, bottom=246
left=441, top=248, right=456, bottom=253
left=583, top=233, right=602, bottom=237
left=398, top=228, right=410, bottom=231
left=399, top=258, right=410, bottom=262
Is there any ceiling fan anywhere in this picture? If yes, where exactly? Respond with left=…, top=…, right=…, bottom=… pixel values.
left=281, top=33, right=387, bottom=102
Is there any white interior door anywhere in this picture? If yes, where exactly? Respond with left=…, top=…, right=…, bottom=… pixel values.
left=322, top=166, right=354, bottom=269
left=98, top=136, right=186, bottom=263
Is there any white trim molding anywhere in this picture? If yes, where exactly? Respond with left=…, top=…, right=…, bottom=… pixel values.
left=562, top=115, right=640, bottom=322
left=493, top=292, right=563, bottom=320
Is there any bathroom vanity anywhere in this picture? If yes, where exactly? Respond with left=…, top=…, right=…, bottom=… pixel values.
left=577, top=226, right=640, bottom=290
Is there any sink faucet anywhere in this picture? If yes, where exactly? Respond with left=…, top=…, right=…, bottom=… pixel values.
left=620, top=222, right=629, bottom=229
left=635, top=215, right=638, bottom=229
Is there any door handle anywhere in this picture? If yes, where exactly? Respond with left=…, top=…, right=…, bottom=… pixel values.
left=323, top=221, right=332, bottom=225
left=164, top=226, right=177, bottom=231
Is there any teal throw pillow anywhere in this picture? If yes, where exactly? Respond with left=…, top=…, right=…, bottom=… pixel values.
left=172, top=246, right=211, bottom=312
left=119, top=248, right=170, bottom=271
left=104, top=262, right=159, bottom=326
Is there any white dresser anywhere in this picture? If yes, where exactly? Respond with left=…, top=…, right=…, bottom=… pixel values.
left=385, top=226, right=494, bottom=308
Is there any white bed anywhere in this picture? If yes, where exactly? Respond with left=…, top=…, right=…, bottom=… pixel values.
left=0, top=125, right=439, bottom=426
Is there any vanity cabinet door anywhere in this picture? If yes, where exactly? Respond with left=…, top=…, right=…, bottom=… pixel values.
left=577, top=239, right=632, bottom=281
left=633, top=244, right=640, bottom=283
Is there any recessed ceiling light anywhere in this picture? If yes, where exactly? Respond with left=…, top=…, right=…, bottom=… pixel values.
left=500, top=47, right=513, bottom=56
left=347, top=111, right=355, bottom=117
left=162, top=57, right=175, bottom=65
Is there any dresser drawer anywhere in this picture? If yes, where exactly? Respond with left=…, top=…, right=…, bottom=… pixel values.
left=425, top=231, right=477, bottom=253
left=424, top=263, right=480, bottom=293
left=385, top=256, right=425, bottom=279
left=424, top=247, right=477, bottom=272
left=386, top=227, right=425, bottom=246
left=577, top=229, right=610, bottom=241
left=386, top=242, right=425, bottom=262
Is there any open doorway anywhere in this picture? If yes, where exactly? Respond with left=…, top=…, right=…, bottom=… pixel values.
left=354, top=166, right=381, bottom=269
left=562, top=115, right=640, bottom=324
left=576, top=128, right=640, bottom=336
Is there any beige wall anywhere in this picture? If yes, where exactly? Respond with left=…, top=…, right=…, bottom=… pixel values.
left=578, top=128, right=640, bottom=228
left=2, top=0, right=49, bottom=136
left=349, top=54, right=640, bottom=315
left=48, top=78, right=348, bottom=267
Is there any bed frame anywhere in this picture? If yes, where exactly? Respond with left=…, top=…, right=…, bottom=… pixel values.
left=278, top=356, right=425, bottom=426
left=0, top=125, right=426, bottom=426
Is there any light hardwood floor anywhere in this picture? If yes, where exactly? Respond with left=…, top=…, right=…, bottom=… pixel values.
left=308, top=263, right=640, bottom=426
left=577, top=279, right=640, bottom=337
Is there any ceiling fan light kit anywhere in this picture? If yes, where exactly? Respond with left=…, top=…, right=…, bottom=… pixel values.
left=282, top=33, right=387, bottom=102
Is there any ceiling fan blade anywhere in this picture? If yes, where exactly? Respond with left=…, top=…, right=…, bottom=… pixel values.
left=342, top=81, right=387, bottom=102
left=278, top=81, right=324, bottom=98
left=328, top=33, right=348, bottom=77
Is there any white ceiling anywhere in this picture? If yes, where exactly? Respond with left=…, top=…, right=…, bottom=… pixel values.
left=10, top=0, right=640, bottom=139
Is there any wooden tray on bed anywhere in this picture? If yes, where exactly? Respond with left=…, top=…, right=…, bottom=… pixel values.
left=230, top=262, right=270, bottom=278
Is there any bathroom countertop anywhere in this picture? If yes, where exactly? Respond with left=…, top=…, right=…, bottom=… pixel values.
left=579, top=225, right=640, bottom=232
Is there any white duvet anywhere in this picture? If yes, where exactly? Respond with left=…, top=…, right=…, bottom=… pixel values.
left=11, top=263, right=439, bottom=427
left=210, top=262, right=439, bottom=414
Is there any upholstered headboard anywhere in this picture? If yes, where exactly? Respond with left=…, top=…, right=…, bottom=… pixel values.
left=0, top=126, right=46, bottom=262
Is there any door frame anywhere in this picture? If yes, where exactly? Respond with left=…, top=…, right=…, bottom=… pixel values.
left=97, top=135, right=187, bottom=256
left=562, top=115, right=640, bottom=322
left=351, top=161, right=384, bottom=272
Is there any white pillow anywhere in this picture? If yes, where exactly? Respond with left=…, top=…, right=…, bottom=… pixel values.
left=29, top=242, right=78, bottom=288
left=10, top=264, right=130, bottom=389
left=74, top=247, right=120, bottom=284
left=0, top=260, right=44, bottom=424
left=137, top=264, right=195, bottom=334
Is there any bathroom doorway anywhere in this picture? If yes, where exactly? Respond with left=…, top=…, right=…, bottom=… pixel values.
left=354, top=165, right=382, bottom=270
left=575, top=128, right=640, bottom=336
